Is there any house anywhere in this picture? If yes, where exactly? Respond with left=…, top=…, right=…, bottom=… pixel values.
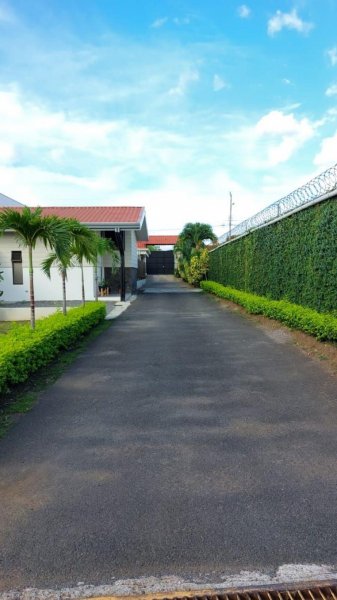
left=0, top=205, right=148, bottom=302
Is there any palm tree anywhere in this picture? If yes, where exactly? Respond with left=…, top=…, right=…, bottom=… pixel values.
left=41, top=248, right=73, bottom=316
left=179, top=222, right=217, bottom=251
left=174, top=236, right=193, bottom=279
left=0, top=207, right=69, bottom=329
left=175, top=223, right=217, bottom=282
left=69, top=221, right=97, bottom=306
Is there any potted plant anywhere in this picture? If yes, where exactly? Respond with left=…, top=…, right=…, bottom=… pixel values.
left=98, top=280, right=110, bottom=296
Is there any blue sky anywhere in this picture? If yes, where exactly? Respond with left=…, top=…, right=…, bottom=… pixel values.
left=0, top=0, right=337, bottom=235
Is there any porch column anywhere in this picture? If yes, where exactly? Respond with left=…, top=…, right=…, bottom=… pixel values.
left=114, top=230, right=126, bottom=301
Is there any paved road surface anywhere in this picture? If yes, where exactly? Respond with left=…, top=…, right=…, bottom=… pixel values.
left=1, top=276, right=337, bottom=592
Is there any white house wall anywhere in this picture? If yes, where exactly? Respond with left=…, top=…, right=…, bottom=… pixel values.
left=125, top=230, right=138, bottom=268
left=0, top=232, right=95, bottom=302
left=0, top=228, right=139, bottom=302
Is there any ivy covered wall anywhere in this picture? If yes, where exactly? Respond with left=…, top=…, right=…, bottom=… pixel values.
left=209, top=197, right=337, bottom=313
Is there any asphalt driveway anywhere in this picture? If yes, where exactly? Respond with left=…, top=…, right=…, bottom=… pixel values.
left=1, top=275, right=337, bottom=592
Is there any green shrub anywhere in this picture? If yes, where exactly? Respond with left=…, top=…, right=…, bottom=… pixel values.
left=0, top=302, right=106, bottom=393
left=201, top=280, right=337, bottom=342
left=209, top=198, right=337, bottom=313
left=186, top=248, right=209, bottom=286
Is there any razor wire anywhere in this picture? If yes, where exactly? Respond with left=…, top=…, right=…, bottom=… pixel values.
left=219, top=162, right=337, bottom=244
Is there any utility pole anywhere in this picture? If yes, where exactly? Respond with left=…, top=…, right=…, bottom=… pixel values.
left=229, top=191, right=233, bottom=238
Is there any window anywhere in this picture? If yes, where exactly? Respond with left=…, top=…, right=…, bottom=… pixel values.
left=12, top=251, right=23, bottom=285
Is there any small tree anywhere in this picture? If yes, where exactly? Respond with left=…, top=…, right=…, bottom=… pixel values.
left=175, top=222, right=217, bottom=284
left=69, top=221, right=97, bottom=306
left=186, top=248, right=209, bottom=286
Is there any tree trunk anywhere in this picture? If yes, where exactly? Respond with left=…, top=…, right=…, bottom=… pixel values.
left=62, top=269, right=67, bottom=315
left=94, top=260, right=98, bottom=302
left=80, top=260, right=85, bottom=306
left=28, top=245, right=35, bottom=329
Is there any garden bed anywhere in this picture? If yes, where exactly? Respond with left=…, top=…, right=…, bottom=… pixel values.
left=0, top=302, right=106, bottom=393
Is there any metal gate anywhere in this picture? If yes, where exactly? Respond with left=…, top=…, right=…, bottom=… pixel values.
left=147, top=250, right=174, bottom=275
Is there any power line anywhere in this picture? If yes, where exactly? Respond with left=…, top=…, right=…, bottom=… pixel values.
left=149, top=221, right=240, bottom=232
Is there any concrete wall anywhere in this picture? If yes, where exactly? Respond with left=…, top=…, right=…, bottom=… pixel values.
left=0, top=306, right=58, bottom=321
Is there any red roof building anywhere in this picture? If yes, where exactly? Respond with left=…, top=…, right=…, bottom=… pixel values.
left=0, top=204, right=148, bottom=302
left=137, top=235, right=178, bottom=249
left=0, top=206, right=146, bottom=233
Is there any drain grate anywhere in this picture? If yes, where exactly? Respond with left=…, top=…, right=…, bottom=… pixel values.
left=157, top=584, right=337, bottom=600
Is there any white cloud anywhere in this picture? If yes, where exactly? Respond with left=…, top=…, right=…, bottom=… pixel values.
left=327, top=107, right=337, bottom=118
left=151, top=16, right=191, bottom=28
left=282, top=78, right=292, bottom=85
left=231, top=110, right=316, bottom=168
left=255, top=112, right=314, bottom=157
left=168, top=69, right=199, bottom=96
left=326, top=83, right=337, bottom=96
left=213, top=74, right=229, bottom=92
left=151, top=17, right=168, bottom=29
left=314, top=130, right=337, bottom=168
left=173, top=17, right=191, bottom=25
left=0, top=88, right=123, bottom=157
left=237, top=5, right=251, bottom=19
left=267, top=10, right=313, bottom=36
left=327, top=46, right=337, bottom=67
left=0, top=89, right=303, bottom=234
left=0, top=141, right=15, bottom=164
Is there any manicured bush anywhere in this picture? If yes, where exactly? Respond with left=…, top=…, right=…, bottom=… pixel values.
left=201, top=280, right=337, bottom=342
left=0, top=302, right=106, bottom=393
left=209, top=198, right=337, bottom=313
left=183, top=248, right=209, bottom=286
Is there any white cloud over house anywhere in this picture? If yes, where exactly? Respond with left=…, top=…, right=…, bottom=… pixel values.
left=267, top=10, right=313, bottom=36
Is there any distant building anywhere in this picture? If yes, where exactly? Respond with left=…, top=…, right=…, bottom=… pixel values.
left=0, top=193, right=24, bottom=207
left=137, top=235, right=179, bottom=276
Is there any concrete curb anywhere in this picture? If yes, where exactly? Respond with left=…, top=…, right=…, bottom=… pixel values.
left=105, top=295, right=137, bottom=320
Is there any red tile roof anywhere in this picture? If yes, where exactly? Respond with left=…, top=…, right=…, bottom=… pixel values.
left=40, top=206, right=144, bottom=224
left=0, top=206, right=144, bottom=225
left=137, top=235, right=179, bottom=249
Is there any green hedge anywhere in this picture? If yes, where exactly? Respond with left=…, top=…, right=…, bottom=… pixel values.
left=201, top=280, right=337, bottom=341
left=209, top=198, right=337, bottom=313
left=0, top=302, right=106, bottom=393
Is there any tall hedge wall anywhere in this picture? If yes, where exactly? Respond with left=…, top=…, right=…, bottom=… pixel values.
left=209, top=197, right=337, bottom=313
